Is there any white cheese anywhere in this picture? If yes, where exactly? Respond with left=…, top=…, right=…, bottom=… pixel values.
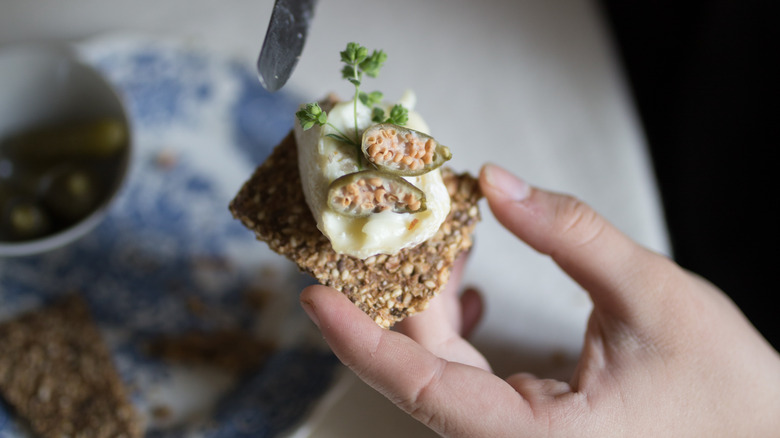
left=294, top=92, right=451, bottom=259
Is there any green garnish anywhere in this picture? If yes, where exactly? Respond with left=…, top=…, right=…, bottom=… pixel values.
left=295, top=42, right=409, bottom=150
left=295, top=103, right=327, bottom=131
left=340, top=42, right=387, bottom=141
left=359, top=91, right=384, bottom=107
left=295, top=103, right=358, bottom=147
left=371, top=104, right=409, bottom=125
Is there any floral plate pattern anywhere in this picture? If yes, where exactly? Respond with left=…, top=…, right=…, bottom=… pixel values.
left=0, top=35, right=338, bottom=438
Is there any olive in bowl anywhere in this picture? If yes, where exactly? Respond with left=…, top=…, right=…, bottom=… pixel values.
left=0, top=44, right=131, bottom=256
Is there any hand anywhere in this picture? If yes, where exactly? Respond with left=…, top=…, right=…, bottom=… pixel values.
left=300, top=164, right=780, bottom=437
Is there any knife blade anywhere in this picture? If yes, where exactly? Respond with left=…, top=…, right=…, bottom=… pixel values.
left=257, top=0, right=318, bottom=92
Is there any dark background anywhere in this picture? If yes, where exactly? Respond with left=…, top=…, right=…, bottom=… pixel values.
left=597, top=1, right=778, bottom=348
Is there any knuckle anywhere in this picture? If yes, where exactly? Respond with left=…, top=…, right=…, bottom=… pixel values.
left=410, top=407, right=448, bottom=435
left=553, top=194, right=606, bottom=250
left=343, top=326, right=388, bottom=378
left=401, top=359, right=449, bottom=432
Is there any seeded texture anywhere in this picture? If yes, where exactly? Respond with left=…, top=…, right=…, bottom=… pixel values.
left=229, top=132, right=481, bottom=328
left=362, top=124, right=450, bottom=176
left=0, top=295, right=143, bottom=438
left=329, top=170, right=425, bottom=217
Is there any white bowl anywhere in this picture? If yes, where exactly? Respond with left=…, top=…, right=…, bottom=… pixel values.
left=0, top=43, right=131, bottom=257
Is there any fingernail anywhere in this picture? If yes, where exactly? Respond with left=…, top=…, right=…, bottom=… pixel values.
left=483, top=164, right=530, bottom=201
left=300, top=298, right=320, bottom=328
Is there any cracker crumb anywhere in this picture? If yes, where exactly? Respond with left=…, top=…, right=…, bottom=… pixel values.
left=146, top=330, right=275, bottom=375
left=186, top=296, right=207, bottom=317
left=243, top=287, right=274, bottom=311
left=150, top=404, right=173, bottom=422
left=155, top=149, right=178, bottom=170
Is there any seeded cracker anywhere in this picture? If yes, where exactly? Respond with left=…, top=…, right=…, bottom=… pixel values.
left=229, top=132, right=481, bottom=328
left=0, top=295, right=142, bottom=438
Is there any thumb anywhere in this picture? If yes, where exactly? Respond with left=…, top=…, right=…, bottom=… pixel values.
left=479, top=163, right=679, bottom=325
left=300, top=284, right=532, bottom=437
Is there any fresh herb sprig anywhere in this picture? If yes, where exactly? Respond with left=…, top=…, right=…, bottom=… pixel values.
left=295, top=103, right=357, bottom=147
left=340, top=42, right=389, bottom=141
left=295, top=42, right=409, bottom=144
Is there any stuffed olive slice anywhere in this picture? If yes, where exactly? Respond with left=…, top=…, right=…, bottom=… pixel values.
left=328, top=170, right=426, bottom=217
left=361, top=124, right=452, bottom=176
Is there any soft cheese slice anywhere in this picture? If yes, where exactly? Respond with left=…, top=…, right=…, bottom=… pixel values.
left=295, top=92, right=451, bottom=259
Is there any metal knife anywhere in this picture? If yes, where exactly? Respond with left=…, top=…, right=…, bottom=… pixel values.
left=256, top=0, right=318, bottom=92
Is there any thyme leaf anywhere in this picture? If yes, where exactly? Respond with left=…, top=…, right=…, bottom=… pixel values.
left=371, top=104, right=409, bottom=125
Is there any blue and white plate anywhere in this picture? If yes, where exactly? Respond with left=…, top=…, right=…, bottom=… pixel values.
left=0, top=35, right=339, bottom=438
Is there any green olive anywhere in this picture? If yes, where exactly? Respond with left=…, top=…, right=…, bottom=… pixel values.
left=0, top=195, right=51, bottom=241
left=41, top=165, right=101, bottom=222
left=1, top=118, right=127, bottom=164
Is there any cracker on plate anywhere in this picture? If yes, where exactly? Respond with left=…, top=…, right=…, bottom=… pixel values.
left=0, top=295, right=142, bottom=438
left=229, top=132, right=481, bottom=328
